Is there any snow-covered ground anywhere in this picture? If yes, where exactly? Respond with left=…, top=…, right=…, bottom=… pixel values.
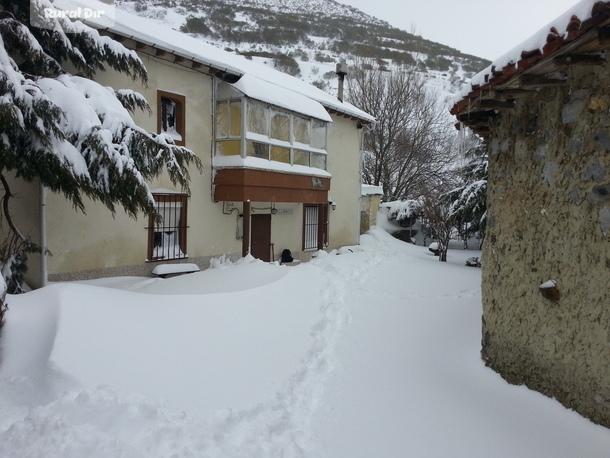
left=1, top=228, right=609, bottom=457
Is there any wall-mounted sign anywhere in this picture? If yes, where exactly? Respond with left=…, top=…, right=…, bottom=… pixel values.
left=311, top=177, right=325, bottom=189
left=273, top=209, right=293, bottom=215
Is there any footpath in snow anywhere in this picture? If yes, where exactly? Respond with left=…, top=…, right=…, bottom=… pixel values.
left=1, top=228, right=609, bottom=457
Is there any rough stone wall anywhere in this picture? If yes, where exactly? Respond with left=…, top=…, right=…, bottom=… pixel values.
left=359, top=194, right=381, bottom=234
left=482, top=65, right=610, bottom=427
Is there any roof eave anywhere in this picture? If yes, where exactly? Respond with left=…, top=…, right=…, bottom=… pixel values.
left=452, top=1, right=610, bottom=140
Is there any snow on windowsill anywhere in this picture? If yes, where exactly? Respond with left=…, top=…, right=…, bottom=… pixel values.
left=149, top=188, right=185, bottom=194
left=213, top=155, right=331, bottom=178
left=361, top=184, right=383, bottom=196
left=152, top=263, right=200, bottom=276
left=163, top=128, right=183, bottom=142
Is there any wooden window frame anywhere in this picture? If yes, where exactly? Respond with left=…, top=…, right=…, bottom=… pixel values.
left=158, top=90, right=186, bottom=146
left=147, top=193, right=189, bottom=262
left=303, top=203, right=329, bottom=251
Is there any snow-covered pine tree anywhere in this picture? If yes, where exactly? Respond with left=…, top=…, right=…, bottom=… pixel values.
left=443, top=144, right=488, bottom=249
left=0, top=0, right=202, bottom=323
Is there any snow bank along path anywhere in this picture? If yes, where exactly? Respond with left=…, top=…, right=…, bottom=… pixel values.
left=1, top=229, right=610, bottom=457
left=0, top=244, right=386, bottom=456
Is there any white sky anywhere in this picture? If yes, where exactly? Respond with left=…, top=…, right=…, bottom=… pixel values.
left=339, top=0, right=579, bottom=60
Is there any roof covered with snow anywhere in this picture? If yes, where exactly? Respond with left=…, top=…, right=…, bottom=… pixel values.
left=361, top=184, right=383, bottom=196
left=451, top=0, right=610, bottom=138
left=55, top=0, right=374, bottom=124
left=232, top=74, right=332, bottom=122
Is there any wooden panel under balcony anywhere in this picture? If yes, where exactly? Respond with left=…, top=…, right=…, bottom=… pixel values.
left=213, top=168, right=330, bottom=203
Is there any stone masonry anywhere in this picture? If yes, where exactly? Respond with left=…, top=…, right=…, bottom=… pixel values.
left=482, top=65, right=610, bottom=427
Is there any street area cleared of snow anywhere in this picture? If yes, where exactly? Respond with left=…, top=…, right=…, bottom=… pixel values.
left=1, top=228, right=609, bottom=457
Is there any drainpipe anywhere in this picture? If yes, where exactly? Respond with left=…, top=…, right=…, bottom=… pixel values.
left=336, top=62, right=348, bottom=102
left=39, top=182, right=48, bottom=287
left=356, top=122, right=364, bottom=245
left=242, top=200, right=251, bottom=257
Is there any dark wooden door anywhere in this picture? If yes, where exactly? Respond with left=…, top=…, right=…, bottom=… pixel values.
left=251, top=214, right=272, bottom=262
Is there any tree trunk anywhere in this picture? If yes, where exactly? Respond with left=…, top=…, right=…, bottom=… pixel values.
left=439, top=250, right=447, bottom=262
left=0, top=296, right=6, bottom=342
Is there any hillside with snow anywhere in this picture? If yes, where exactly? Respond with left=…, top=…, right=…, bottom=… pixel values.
left=114, top=0, right=490, bottom=108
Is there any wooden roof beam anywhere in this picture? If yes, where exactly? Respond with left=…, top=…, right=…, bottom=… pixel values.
left=599, top=24, right=610, bottom=45
left=520, top=72, right=567, bottom=88
left=458, top=99, right=514, bottom=116
left=470, top=126, right=490, bottom=136
left=493, top=88, right=538, bottom=99
left=478, top=99, right=516, bottom=110
left=457, top=110, right=496, bottom=124
left=554, top=53, right=606, bottom=67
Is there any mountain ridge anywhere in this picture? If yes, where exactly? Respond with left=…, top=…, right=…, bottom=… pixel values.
left=114, top=0, right=490, bottom=106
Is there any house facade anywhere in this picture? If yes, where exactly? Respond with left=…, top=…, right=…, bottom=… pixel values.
left=10, top=7, right=373, bottom=287
left=451, top=0, right=610, bottom=427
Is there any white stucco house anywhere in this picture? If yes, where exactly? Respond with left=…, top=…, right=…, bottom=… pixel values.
left=9, top=2, right=374, bottom=286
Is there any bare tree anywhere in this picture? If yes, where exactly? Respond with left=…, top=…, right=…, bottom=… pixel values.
left=347, top=60, right=457, bottom=201
left=419, top=190, right=453, bottom=262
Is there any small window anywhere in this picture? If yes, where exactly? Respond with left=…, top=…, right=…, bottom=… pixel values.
left=246, top=141, right=269, bottom=159
left=147, top=193, right=188, bottom=261
left=293, top=150, right=309, bottom=166
left=310, top=152, right=327, bottom=170
left=247, top=100, right=269, bottom=136
left=303, top=203, right=329, bottom=251
left=216, top=100, right=241, bottom=139
left=271, top=110, right=290, bottom=142
left=158, top=91, right=185, bottom=146
left=311, top=119, right=327, bottom=149
left=216, top=101, right=229, bottom=138
left=217, top=140, right=241, bottom=156
left=270, top=145, right=290, bottom=163
left=293, top=115, right=310, bottom=145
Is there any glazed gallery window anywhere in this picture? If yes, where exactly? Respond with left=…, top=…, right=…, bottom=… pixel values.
left=158, top=90, right=186, bottom=146
left=147, top=193, right=188, bottom=261
left=215, top=98, right=328, bottom=170
left=215, top=99, right=242, bottom=156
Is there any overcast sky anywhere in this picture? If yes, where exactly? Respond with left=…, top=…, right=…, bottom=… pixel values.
left=339, top=0, right=579, bottom=60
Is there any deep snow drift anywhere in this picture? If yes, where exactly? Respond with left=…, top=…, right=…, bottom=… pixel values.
left=1, top=228, right=609, bottom=457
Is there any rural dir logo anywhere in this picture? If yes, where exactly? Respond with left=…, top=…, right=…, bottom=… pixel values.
left=31, top=0, right=116, bottom=30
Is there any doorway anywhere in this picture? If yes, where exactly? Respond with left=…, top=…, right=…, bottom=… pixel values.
left=251, top=214, right=272, bottom=262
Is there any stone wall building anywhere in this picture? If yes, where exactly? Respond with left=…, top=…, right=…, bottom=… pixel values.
left=451, top=0, right=610, bottom=427
left=360, top=185, right=383, bottom=234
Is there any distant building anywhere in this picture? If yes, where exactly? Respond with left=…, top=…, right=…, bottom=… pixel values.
left=451, top=0, right=610, bottom=427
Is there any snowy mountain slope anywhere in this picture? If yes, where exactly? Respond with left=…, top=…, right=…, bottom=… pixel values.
left=114, top=0, right=490, bottom=107
left=215, top=0, right=384, bottom=24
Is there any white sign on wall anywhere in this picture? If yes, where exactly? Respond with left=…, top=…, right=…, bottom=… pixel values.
left=273, top=209, right=293, bottom=215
